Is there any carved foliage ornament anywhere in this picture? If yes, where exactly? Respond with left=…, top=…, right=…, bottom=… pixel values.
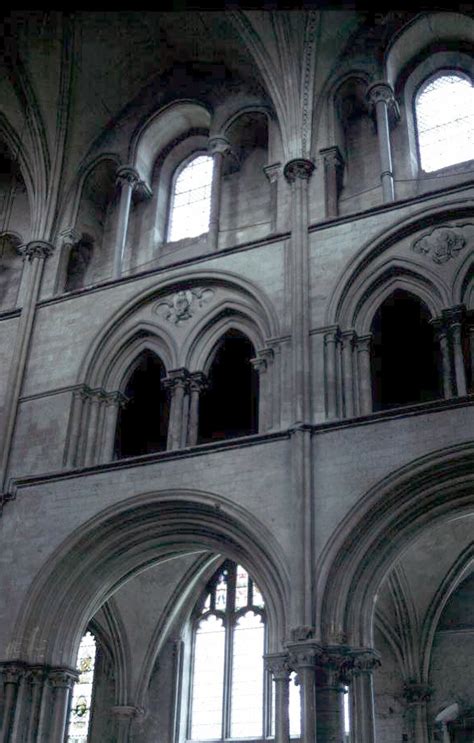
left=412, top=225, right=469, bottom=264
left=154, top=287, right=215, bottom=325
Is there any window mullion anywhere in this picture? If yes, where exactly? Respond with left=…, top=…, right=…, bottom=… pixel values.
left=223, top=565, right=236, bottom=739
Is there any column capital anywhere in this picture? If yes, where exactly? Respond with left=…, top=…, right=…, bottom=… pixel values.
left=47, top=666, right=79, bottom=688
left=263, top=162, right=282, bottom=184
left=320, top=146, right=344, bottom=170
left=367, top=81, right=400, bottom=126
left=283, top=158, right=315, bottom=183
left=0, top=660, right=27, bottom=684
left=59, top=227, right=82, bottom=247
left=316, top=645, right=355, bottom=686
left=20, top=240, right=55, bottom=261
left=287, top=639, right=323, bottom=669
left=208, top=136, right=231, bottom=156
left=251, top=347, right=274, bottom=374
left=105, top=390, right=129, bottom=408
left=341, top=328, right=357, bottom=346
left=163, top=368, right=190, bottom=392
left=442, top=304, right=466, bottom=326
left=264, top=652, right=291, bottom=680
left=189, top=371, right=208, bottom=393
left=403, top=681, right=433, bottom=704
left=356, top=333, right=372, bottom=352
left=116, top=165, right=140, bottom=189
left=348, top=647, right=381, bottom=674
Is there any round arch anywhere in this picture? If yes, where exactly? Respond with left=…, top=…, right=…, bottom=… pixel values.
left=12, top=489, right=290, bottom=669
left=316, top=441, right=474, bottom=649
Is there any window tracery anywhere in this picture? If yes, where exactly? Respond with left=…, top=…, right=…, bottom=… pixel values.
left=415, top=72, right=474, bottom=172
left=168, top=154, right=214, bottom=242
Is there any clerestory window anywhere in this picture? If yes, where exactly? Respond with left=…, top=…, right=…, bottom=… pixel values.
left=168, top=154, right=214, bottom=242
left=66, top=631, right=97, bottom=743
left=415, top=71, right=474, bottom=172
left=188, top=560, right=300, bottom=741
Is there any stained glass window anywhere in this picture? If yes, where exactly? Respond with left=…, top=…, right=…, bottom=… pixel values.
left=415, top=72, right=474, bottom=172
left=66, top=631, right=97, bottom=743
left=168, top=155, right=214, bottom=242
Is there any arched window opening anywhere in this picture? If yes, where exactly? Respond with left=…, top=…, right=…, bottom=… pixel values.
left=198, top=330, right=258, bottom=444
left=168, top=154, right=214, bottom=242
left=370, top=290, right=441, bottom=411
left=67, top=631, right=97, bottom=743
left=114, top=350, right=169, bottom=458
left=0, top=233, right=22, bottom=310
left=188, top=560, right=300, bottom=741
left=415, top=72, right=474, bottom=172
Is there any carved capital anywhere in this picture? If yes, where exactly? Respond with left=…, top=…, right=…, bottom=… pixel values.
left=442, top=304, right=465, bottom=328
left=59, top=227, right=82, bottom=248
left=316, top=645, right=354, bottom=686
left=251, top=347, right=274, bottom=374
left=284, top=158, right=315, bottom=183
left=208, top=136, right=231, bottom=156
left=106, top=390, right=128, bottom=408
left=349, top=648, right=381, bottom=675
left=0, top=661, right=27, bottom=684
left=324, top=326, right=340, bottom=346
left=320, top=146, right=344, bottom=171
left=189, top=372, right=208, bottom=394
left=287, top=639, right=323, bottom=670
left=367, top=81, right=400, bottom=126
left=116, top=165, right=140, bottom=189
left=403, top=681, right=433, bottom=704
left=356, top=333, right=372, bottom=354
left=264, top=652, right=291, bottom=681
left=47, top=667, right=79, bottom=689
left=341, top=329, right=357, bottom=348
left=21, top=240, right=54, bottom=261
left=263, top=162, right=282, bottom=184
left=163, top=368, right=190, bottom=392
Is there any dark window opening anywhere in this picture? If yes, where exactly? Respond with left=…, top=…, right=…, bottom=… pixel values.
left=198, top=330, right=258, bottom=444
left=370, top=290, right=441, bottom=411
left=115, top=351, right=169, bottom=458
left=64, top=235, right=94, bottom=292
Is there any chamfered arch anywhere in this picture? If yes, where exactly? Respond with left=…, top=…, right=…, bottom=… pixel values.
left=316, top=441, right=474, bottom=649
left=11, top=489, right=290, bottom=669
left=354, top=262, right=442, bottom=335
left=129, top=99, right=212, bottom=187
left=325, top=203, right=472, bottom=328
left=79, top=268, right=279, bottom=384
left=419, top=540, right=474, bottom=684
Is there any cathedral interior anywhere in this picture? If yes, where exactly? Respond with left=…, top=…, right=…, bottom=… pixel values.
left=0, top=9, right=473, bottom=743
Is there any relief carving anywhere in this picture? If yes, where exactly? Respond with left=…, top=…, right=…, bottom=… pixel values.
left=411, top=225, right=469, bottom=264
left=154, top=287, right=215, bottom=325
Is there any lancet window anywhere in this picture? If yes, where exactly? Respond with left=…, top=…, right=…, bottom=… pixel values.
left=168, top=154, right=214, bottom=242
left=66, top=631, right=97, bottom=743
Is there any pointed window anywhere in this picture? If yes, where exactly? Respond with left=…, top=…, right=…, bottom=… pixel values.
left=168, top=155, right=214, bottom=242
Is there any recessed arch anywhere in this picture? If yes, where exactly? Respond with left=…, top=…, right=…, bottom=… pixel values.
left=316, top=442, right=474, bottom=649
left=11, top=490, right=290, bottom=669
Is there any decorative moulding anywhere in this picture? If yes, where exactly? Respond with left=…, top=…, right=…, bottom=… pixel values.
left=153, top=287, right=215, bottom=325
left=411, top=224, right=472, bottom=264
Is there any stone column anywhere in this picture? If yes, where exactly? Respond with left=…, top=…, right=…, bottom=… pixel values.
left=111, top=705, right=141, bottom=743
left=186, top=373, right=207, bottom=446
left=265, top=653, right=290, bottom=743
left=432, top=318, right=455, bottom=399
left=84, top=389, right=106, bottom=466
left=367, top=82, right=399, bottom=203
left=284, top=158, right=315, bottom=629
left=0, top=663, right=25, bottom=742
left=263, top=162, right=282, bottom=233
left=251, top=348, right=274, bottom=433
left=349, top=649, right=380, bottom=743
left=324, top=327, right=339, bottom=420
left=403, top=682, right=432, bottom=743
left=0, top=241, right=54, bottom=491
left=319, top=147, right=344, bottom=218
left=356, top=334, right=373, bottom=416
left=208, top=137, right=230, bottom=252
left=288, top=641, right=320, bottom=743
left=26, top=667, right=46, bottom=743
left=315, top=648, right=349, bottom=743
left=113, top=166, right=140, bottom=279
left=47, top=668, right=78, bottom=743
left=341, top=330, right=356, bottom=418
left=163, top=369, right=189, bottom=451
left=444, top=306, right=467, bottom=397
left=101, top=391, right=128, bottom=462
